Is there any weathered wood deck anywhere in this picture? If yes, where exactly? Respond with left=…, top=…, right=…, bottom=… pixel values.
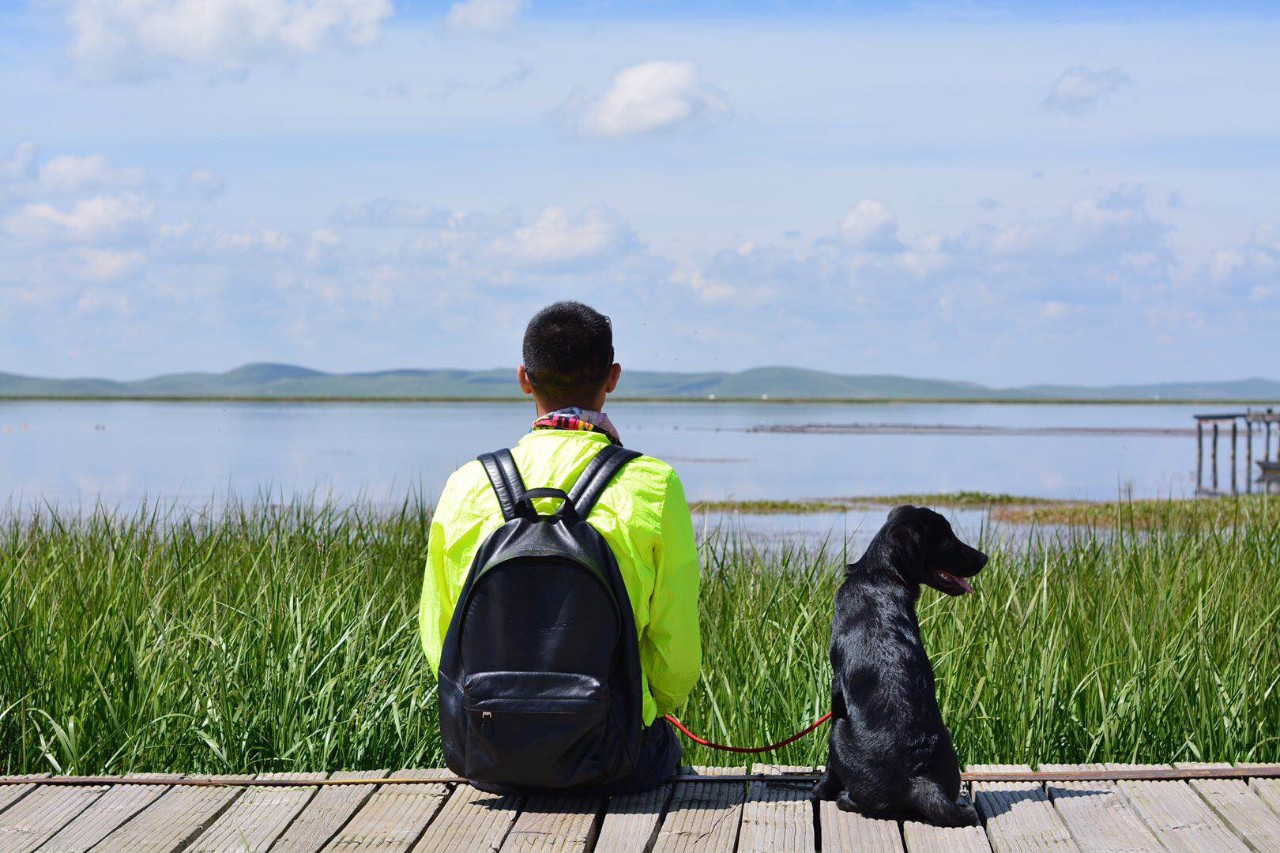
left=3, top=763, right=1280, bottom=852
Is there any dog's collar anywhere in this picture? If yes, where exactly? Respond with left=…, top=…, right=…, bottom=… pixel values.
left=888, top=568, right=913, bottom=590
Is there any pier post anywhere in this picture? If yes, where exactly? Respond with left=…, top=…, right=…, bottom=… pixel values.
left=1231, top=420, right=1238, bottom=495
left=1196, top=421, right=1204, bottom=492
left=1246, top=420, right=1253, bottom=494
left=1212, top=423, right=1219, bottom=492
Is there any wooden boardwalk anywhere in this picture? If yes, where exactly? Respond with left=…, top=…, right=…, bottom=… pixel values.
left=3, top=764, right=1280, bottom=852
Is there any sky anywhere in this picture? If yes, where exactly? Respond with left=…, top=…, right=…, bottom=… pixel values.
left=0, top=1, right=1277, bottom=385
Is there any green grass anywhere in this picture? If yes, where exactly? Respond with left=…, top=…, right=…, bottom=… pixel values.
left=0, top=502, right=438, bottom=775
left=691, top=492, right=1060, bottom=515
left=849, top=492, right=1063, bottom=508
left=993, top=493, right=1276, bottom=528
left=692, top=495, right=1280, bottom=767
left=690, top=499, right=853, bottom=515
left=1, top=495, right=1277, bottom=775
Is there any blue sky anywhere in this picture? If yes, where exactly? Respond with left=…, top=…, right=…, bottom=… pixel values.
left=1, top=1, right=1277, bottom=385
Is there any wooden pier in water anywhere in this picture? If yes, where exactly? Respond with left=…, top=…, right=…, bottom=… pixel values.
left=1195, top=408, right=1280, bottom=495
left=5, top=763, right=1280, bottom=851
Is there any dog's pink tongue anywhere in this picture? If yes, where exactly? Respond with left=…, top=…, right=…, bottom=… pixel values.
left=940, top=571, right=974, bottom=594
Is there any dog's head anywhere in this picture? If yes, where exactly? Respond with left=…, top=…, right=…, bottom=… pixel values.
left=880, top=505, right=988, bottom=596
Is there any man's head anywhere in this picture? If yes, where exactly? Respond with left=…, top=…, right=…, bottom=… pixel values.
left=518, top=301, right=622, bottom=412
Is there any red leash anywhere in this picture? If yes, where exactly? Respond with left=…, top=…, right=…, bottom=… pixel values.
left=664, top=711, right=833, bottom=754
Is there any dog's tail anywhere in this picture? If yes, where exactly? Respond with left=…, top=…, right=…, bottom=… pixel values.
left=905, top=779, right=980, bottom=827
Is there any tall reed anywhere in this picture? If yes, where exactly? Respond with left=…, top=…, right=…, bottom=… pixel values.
left=0, top=495, right=1275, bottom=774
left=0, top=501, right=437, bottom=774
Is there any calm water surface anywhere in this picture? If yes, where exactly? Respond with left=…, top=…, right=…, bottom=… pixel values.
left=0, top=401, right=1213, bottom=518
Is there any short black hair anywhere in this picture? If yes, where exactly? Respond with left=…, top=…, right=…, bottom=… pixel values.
left=522, top=301, right=614, bottom=405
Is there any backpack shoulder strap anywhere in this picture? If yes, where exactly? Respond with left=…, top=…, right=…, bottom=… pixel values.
left=568, top=445, right=642, bottom=519
left=478, top=448, right=528, bottom=522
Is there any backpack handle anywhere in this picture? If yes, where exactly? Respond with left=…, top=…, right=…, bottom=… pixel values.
left=514, top=487, right=580, bottom=522
left=479, top=445, right=641, bottom=523
left=479, top=449, right=528, bottom=522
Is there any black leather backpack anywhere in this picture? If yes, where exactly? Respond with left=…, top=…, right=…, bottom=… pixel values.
left=437, top=443, right=645, bottom=791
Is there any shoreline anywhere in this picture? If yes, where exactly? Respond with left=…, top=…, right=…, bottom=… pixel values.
left=691, top=492, right=1278, bottom=528
left=742, top=423, right=1198, bottom=437
left=1, top=395, right=1276, bottom=406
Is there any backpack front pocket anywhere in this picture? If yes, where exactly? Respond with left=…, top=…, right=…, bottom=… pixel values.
left=462, top=670, right=610, bottom=789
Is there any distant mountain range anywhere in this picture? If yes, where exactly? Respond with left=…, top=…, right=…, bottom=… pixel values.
left=1, top=363, right=1278, bottom=402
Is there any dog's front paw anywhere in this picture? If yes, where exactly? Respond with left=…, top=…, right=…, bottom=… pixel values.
left=835, top=792, right=861, bottom=813
left=811, top=770, right=841, bottom=802
left=954, top=796, right=980, bottom=827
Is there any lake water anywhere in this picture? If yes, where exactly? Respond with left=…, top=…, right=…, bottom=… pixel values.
left=0, top=401, right=1224, bottom=521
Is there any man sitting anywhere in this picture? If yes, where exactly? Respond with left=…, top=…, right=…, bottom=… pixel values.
left=419, top=300, right=702, bottom=794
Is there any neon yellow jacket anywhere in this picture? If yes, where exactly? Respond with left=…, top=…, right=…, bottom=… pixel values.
left=420, top=428, right=702, bottom=726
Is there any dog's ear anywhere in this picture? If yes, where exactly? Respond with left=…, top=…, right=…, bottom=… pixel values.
left=886, top=504, right=919, bottom=522
left=883, top=505, right=927, bottom=575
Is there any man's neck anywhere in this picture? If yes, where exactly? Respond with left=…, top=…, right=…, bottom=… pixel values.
left=533, top=400, right=605, bottom=417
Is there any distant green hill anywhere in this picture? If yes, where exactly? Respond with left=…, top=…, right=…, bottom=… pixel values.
left=1, top=363, right=1278, bottom=401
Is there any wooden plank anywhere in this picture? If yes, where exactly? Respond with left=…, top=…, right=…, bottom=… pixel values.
left=1108, top=763, right=1248, bottom=852
left=971, top=763, right=1077, bottom=851
left=820, top=797, right=903, bottom=852
left=270, top=770, right=386, bottom=853
left=811, top=759, right=905, bottom=851
left=0, top=782, right=106, bottom=853
left=1254, top=778, right=1280, bottom=820
left=1040, top=764, right=1159, bottom=852
left=36, top=777, right=172, bottom=853
left=1177, top=762, right=1280, bottom=852
left=1040, top=763, right=1161, bottom=853
left=899, top=770, right=989, bottom=853
left=651, top=765, right=746, bottom=853
left=185, top=772, right=325, bottom=853
left=497, top=794, right=603, bottom=852
left=1242, top=763, right=1280, bottom=799
left=92, top=776, right=251, bottom=853
left=593, top=782, right=669, bottom=853
left=1241, top=765, right=1280, bottom=818
left=902, top=811, right=992, bottom=853
left=411, top=784, right=524, bottom=853
left=321, top=769, right=451, bottom=852
left=738, top=764, right=814, bottom=853
left=0, top=776, right=47, bottom=817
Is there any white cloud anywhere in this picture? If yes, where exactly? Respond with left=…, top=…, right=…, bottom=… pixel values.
left=3, top=193, right=154, bottom=244
left=0, top=142, right=39, bottom=184
left=446, top=0, right=527, bottom=34
left=671, top=267, right=735, bottom=303
left=1, top=168, right=1272, bottom=383
left=337, top=198, right=451, bottom=228
left=60, top=0, right=393, bottom=79
left=578, top=61, right=729, bottom=138
left=1044, top=66, right=1131, bottom=116
left=205, top=227, right=293, bottom=254
left=679, top=241, right=835, bottom=309
left=304, top=228, right=340, bottom=263
left=840, top=200, right=902, bottom=253
left=1205, top=221, right=1279, bottom=300
left=493, top=206, right=636, bottom=268
left=178, top=169, right=227, bottom=199
left=38, top=154, right=149, bottom=193
left=2, top=144, right=151, bottom=203
left=75, top=248, right=147, bottom=281
left=956, top=187, right=1166, bottom=275
left=1039, top=301, right=1071, bottom=321
left=74, top=288, right=131, bottom=315
left=679, top=187, right=1179, bottom=318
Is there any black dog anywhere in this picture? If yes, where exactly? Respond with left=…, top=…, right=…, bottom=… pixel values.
left=813, top=505, right=988, bottom=827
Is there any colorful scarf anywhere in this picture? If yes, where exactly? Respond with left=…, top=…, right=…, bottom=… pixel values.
left=531, top=407, right=622, bottom=446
